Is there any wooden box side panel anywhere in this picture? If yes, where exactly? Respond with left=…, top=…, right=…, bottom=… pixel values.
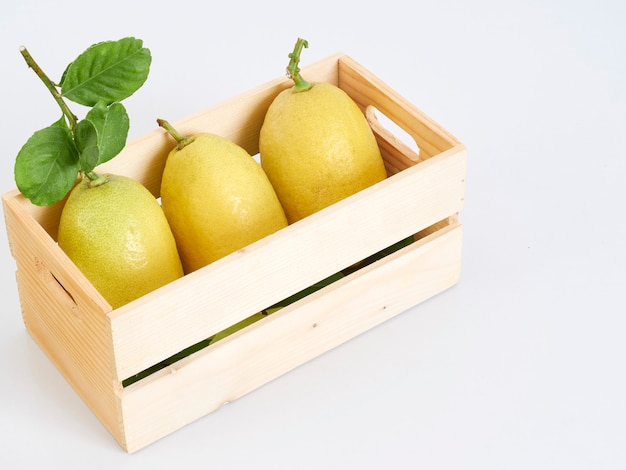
left=2, top=194, right=123, bottom=444
left=108, top=146, right=466, bottom=382
left=119, top=222, right=463, bottom=453
left=338, top=56, right=461, bottom=162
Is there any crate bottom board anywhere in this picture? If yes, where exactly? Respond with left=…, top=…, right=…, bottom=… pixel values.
left=113, top=221, right=463, bottom=452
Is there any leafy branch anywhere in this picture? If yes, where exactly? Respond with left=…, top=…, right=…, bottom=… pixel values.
left=14, top=37, right=151, bottom=206
left=19, top=46, right=79, bottom=131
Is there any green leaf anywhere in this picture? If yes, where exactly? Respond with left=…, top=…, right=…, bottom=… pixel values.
left=60, top=37, right=151, bottom=107
left=85, top=101, right=129, bottom=165
left=50, top=115, right=70, bottom=129
left=74, top=119, right=100, bottom=173
left=14, top=126, right=80, bottom=206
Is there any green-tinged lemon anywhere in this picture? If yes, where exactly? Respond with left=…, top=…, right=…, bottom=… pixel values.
left=57, top=174, right=184, bottom=309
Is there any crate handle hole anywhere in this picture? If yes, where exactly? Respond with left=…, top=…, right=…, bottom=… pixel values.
left=365, top=105, right=421, bottom=162
left=50, top=272, right=78, bottom=308
left=34, top=256, right=78, bottom=308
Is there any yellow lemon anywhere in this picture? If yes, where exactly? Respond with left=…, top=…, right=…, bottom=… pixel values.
left=259, top=39, right=387, bottom=223
left=57, top=173, right=184, bottom=309
left=159, top=121, right=288, bottom=274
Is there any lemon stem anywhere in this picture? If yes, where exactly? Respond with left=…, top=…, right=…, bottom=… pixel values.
left=157, top=118, right=194, bottom=150
left=286, top=38, right=312, bottom=92
left=86, top=171, right=108, bottom=187
left=19, top=46, right=79, bottom=131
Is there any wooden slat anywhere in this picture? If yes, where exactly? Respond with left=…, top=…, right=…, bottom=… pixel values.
left=119, top=222, right=463, bottom=453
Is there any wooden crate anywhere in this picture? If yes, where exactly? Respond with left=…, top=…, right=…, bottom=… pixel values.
left=2, top=54, right=466, bottom=453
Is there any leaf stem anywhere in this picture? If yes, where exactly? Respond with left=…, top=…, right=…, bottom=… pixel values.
left=286, top=38, right=312, bottom=92
left=19, top=46, right=79, bottom=130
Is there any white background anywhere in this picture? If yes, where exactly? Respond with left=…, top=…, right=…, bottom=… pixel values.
left=1, top=0, right=625, bottom=468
